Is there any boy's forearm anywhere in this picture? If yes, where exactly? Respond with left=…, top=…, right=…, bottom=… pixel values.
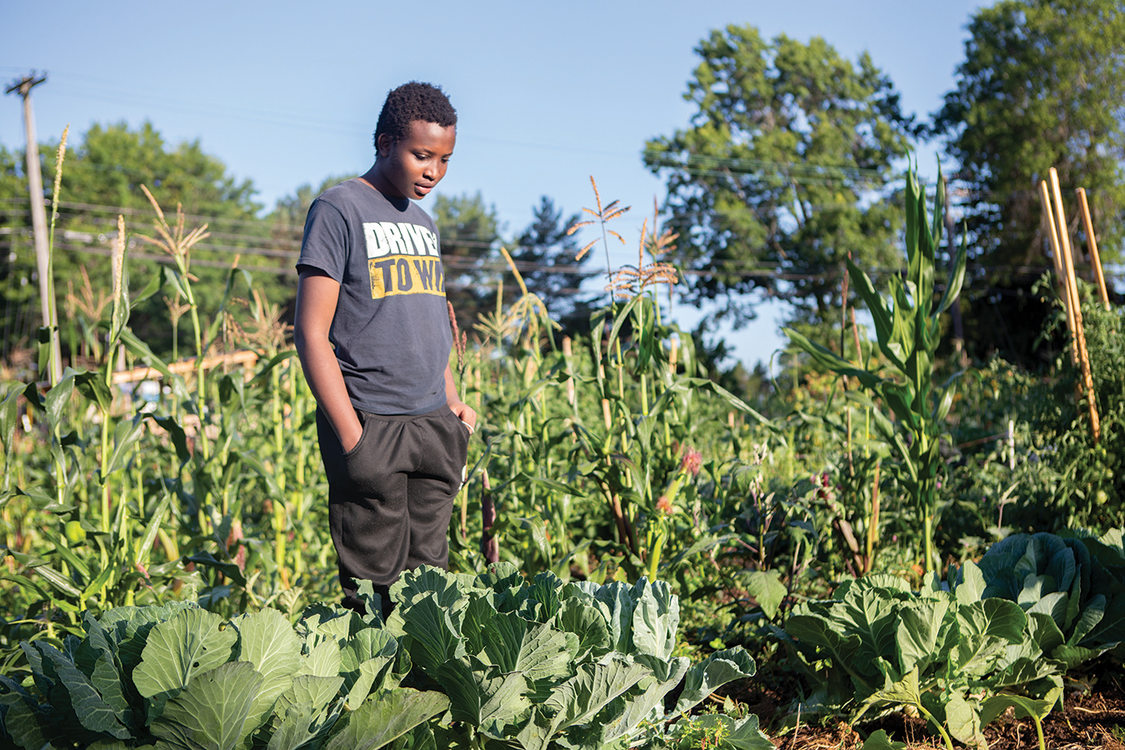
left=295, top=272, right=363, bottom=451
left=444, top=364, right=461, bottom=406
left=296, top=330, right=362, bottom=450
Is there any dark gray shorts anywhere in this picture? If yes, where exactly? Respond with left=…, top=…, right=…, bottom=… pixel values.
left=315, top=405, right=470, bottom=614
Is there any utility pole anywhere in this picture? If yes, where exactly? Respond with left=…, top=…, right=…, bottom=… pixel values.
left=6, top=72, right=61, bottom=384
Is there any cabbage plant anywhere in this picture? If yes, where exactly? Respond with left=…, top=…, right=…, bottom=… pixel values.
left=381, top=563, right=763, bottom=749
left=968, top=529, right=1125, bottom=666
left=0, top=600, right=445, bottom=749
left=779, top=568, right=1063, bottom=750
left=0, top=563, right=764, bottom=749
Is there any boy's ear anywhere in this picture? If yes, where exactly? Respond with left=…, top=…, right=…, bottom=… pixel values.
left=375, top=132, right=395, bottom=158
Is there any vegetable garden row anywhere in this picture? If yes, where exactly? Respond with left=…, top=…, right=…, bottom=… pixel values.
left=1, top=164, right=1123, bottom=748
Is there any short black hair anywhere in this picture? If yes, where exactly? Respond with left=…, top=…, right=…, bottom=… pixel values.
left=373, top=82, right=457, bottom=149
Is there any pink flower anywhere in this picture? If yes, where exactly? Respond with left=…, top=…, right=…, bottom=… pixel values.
left=680, top=448, right=702, bottom=477
left=656, top=495, right=674, bottom=515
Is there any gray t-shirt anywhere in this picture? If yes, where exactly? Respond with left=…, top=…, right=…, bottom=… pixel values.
left=298, top=178, right=452, bottom=415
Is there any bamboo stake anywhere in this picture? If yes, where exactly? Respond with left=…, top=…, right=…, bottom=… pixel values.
left=1039, top=180, right=1079, bottom=364
left=1049, top=168, right=1101, bottom=443
left=1075, top=187, right=1111, bottom=309
left=865, top=460, right=881, bottom=575
left=562, top=336, right=576, bottom=408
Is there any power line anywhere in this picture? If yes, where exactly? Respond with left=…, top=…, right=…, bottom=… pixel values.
left=12, top=222, right=1114, bottom=288
left=3, top=197, right=1121, bottom=288
left=645, top=151, right=895, bottom=185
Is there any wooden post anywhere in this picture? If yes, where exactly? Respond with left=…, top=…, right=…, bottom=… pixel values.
left=1038, top=180, right=1078, bottom=364
left=1049, top=168, right=1100, bottom=444
left=1075, top=188, right=1111, bottom=309
left=562, top=336, right=576, bottom=408
left=6, top=74, right=61, bottom=384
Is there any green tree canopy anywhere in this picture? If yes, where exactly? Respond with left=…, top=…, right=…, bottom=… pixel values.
left=643, top=25, right=913, bottom=337
left=432, top=191, right=502, bottom=335
left=2, top=121, right=272, bottom=362
left=269, top=173, right=356, bottom=237
left=54, top=121, right=260, bottom=216
left=933, top=0, right=1125, bottom=364
left=511, top=195, right=595, bottom=336
left=0, top=144, right=37, bottom=366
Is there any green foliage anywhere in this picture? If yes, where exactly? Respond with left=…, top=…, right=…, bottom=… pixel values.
left=50, top=123, right=273, bottom=357
left=861, top=729, right=907, bottom=750
left=637, top=708, right=773, bottom=750
left=0, top=565, right=763, bottom=749
left=1043, top=301, right=1125, bottom=525
left=0, top=601, right=446, bottom=749
left=779, top=569, right=1065, bottom=750
left=0, top=193, right=331, bottom=664
left=0, top=145, right=37, bottom=362
left=0, top=121, right=288, bottom=364
left=383, top=563, right=758, bottom=749
left=965, top=530, right=1125, bottom=665
left=643, top=24, right=912, bottom=332
left=48, top=122, right=259, bottom=217
left=8, top=56, right=1125, bottom=748
left=943, top=301, right=1125, bottom=539
left=786, top=166, right=966, bottom=574
left=459, top=184, right=783, bottom=596
left=934, top=0, right=1125, bottom=362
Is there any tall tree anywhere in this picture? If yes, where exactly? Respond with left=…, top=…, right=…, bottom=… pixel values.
left=0, top=144, right=38, bottom=366
left=933, top=0, right=1125, bottom=364
left=432, top=191, right=502, bottom=334
left=643, top=25, right=913, bottom=339
left=511, top=196, right=595, bottom=335
left=2, top=122, right=270, bottom=361
left=55, top=121, right=261, bottom=217
left=269, top=173, right=356, bottom=320
left=270, top=173, right=356, bottom=238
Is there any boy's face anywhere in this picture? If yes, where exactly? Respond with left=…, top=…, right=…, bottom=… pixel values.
left=375, top=120, right=456, bottom=200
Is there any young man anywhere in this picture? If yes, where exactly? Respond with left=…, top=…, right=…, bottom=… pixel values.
left=294, top=82, right=476, bottom=617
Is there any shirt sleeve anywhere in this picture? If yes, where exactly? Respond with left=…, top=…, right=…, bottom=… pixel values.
left=297, top=198, right=349, bottom=281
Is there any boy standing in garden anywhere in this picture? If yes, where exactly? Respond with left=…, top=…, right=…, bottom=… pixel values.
left=294, top=81, right=476, bottom=618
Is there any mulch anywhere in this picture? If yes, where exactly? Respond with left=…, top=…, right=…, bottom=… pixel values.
left=718, top=661, right=1125, bottom=749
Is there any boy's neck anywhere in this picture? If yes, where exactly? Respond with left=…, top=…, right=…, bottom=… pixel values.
left=359, top=166, right=410, bottom=209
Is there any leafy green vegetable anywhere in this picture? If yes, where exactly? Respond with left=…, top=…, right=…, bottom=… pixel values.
left=1, top=601, right=448, bottom=749
left=1, top=565, right=762, bottom=749
left=386, top=563, right=757, bottom=749
left=780, top=569, right=1065, bottom=750
left=966, top=530, right=1125, bottom=666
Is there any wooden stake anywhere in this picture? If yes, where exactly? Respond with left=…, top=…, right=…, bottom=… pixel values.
left=562, top=336, right=576, bottom=408
left=1039, top=180, right=1079, bottom=364
left=1075, top=187, right=1111, bottom=309
left=1049, top=168, right=1100, bottom=443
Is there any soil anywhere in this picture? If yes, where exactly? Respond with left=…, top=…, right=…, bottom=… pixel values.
left=718, top=661, right=1125, bottom=749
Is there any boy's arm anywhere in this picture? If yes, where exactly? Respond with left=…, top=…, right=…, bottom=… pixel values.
left=445, top=364, right=477, bottom=432
left=294, top=269, right=363, bottom=452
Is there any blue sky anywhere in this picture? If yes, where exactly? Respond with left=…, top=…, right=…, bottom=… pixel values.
left=2, top=0, right=986, bottom=368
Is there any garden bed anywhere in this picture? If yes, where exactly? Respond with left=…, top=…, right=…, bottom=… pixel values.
left=724, top=662, right=1125, bottom=749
